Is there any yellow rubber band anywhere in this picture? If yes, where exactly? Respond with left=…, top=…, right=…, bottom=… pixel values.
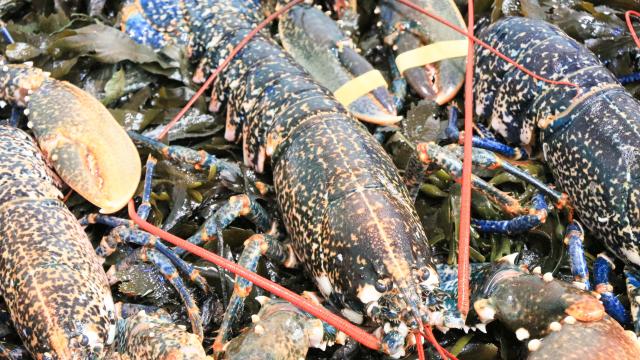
left=395, top=40, right=468, bottom=74
left=333, top=70, right=388, bottom=107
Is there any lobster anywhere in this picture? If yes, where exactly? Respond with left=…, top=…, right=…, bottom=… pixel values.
left=0, top=96, right=212, bottom=360
left=469, top=16, right=640, bottom=330
left=121, top=0, right=464, bottom=356
left=0, top=124, right=116, bottom=358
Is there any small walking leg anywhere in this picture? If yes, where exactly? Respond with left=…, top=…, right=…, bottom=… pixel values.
left=445, top=107, right=529, bottom=160
left=594, top=254, right=630, bottom=325
left=471, top=192, right=548, bottom=235
left=564, top=222, right=590, bottom=290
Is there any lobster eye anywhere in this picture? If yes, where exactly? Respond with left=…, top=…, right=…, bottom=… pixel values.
left=375, top=279, right=389, bottom=292
left=421, top=270, right=431, bottom=281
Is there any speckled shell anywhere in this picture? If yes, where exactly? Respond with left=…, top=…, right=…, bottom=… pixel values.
left=529, top=316, right=640, bottom=359
left=111, top=311, right=207, bottom=360
left=0, top=125, right=115, bottom=359
left=125, top=0, right=437, bottom=329
left=191, top=0, right=434, bottom=322
left=223, top=300, right=320, bottom=360
left=475, top=17, right=640, bottom=269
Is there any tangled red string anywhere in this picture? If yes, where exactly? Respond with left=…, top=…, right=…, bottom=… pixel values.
left=626, top=10, right=640, bottom=49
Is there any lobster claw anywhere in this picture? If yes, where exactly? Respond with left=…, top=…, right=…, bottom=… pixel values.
left=27, top=79, right=141, bottom=213
left=379, top=0, right=467, bottom=105
left=278, top=4, right=401, bottom=125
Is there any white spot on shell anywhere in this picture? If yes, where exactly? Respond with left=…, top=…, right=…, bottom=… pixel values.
left=474, top=298, right=496, bottom=323
left=532, top=266, right=542, bottom=275
left=254, top=324, right=265, bottom=335
left=543, top=272, right=554, bottom=282
left=315, top=275, right=333, bottom=298
left=515, top=327, right=530, bottom=340
left=563, top=316, right=576, bottom=325
left=307, top=319, right=324, bottom=348
left=621, top=247, right=640, bottom=267
left=528, top=339, right=542, bottom=351
left=499, top=253, right=518, bottom=265
left=476, top=323, right=487, bottom=333
left=549, top=322, right=561, bottom=332
left=255, top=296, right=270, bottom=306
left=357, top=284, right=382, bottom=304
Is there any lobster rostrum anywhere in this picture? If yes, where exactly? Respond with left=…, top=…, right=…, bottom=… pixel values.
left=121, top=0, right=465, bottom=356
left=473, top=17, right=640, bottom=327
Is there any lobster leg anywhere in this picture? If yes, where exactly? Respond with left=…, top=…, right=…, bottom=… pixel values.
left=94, top=225, right=209, bottom=293
left=447, top=145, right=566, bottom=207
left=594, top=254, right=631, bottom=325
left=417, top=141, right=524, bottom=215
left=179, top=193, right=272, bottom=307
left=96, top=227, right=206, bottom=339
left=418, top=141, right=565, bottom=234
left=127, top=131, right=241, bottom=180
left=136, top=155, right=157, bottom=221
left=471, top=192, right=548, bottom=235
left=212, top=234, right=295, bottom=355
left=564, top=222, right=591, bottom=291
left=445, top=107, right=529, bottom=160
left=176, top=194, right=272, bottom=257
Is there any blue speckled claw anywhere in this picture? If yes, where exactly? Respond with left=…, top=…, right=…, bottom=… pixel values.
left=120, top=0, right=190, bottom=49
left=594, top=254, right=631, bottom=325
left=565, top=222, right=590, bottom=290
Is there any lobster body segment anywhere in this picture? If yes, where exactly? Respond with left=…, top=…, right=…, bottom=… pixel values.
left=474, top=17, right=640, bottom=268
left=0, top=125, right=116, bottom=359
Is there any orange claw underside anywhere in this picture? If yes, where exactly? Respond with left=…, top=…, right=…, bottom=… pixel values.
left=565, top=297, right=606, bottom=322
left=27, top=79, right=141, bottom=213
